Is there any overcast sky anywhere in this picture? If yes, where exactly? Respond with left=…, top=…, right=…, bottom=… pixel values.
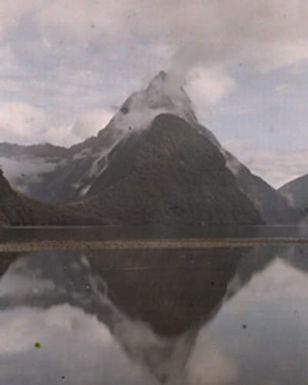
left=0, top=0, right=308, bottom=187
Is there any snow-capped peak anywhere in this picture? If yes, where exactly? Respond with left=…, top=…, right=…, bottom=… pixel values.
left=73, top=71, right=200, bottom=196
left=107, top=71, right=198, bottom=135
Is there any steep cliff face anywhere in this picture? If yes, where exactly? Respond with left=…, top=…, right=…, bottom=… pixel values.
left=195, top=125, right=303, bottom=224
left=74, top=114, right=263, bottom=225
left=223, top=151, right=303, bottom=224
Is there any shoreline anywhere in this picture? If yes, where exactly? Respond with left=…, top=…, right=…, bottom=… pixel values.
left=0, top=237, right=308, bottom=252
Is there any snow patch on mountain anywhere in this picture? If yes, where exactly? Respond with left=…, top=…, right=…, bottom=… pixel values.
left=225, top=154, right=243, bottom=176
left=88, top=135, right=126, bottom=179
left=80, top=184, right=92, bottom=197
left=108, top=71, right=198, bottom=135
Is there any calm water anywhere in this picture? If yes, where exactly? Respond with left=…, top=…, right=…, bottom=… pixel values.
left=1, top=224, right=308, bottom=243
left=1, top=243, right=308, bottom=384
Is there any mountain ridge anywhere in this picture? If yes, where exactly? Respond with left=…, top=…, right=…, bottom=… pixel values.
left=279, top=174, right=308, bottom=212
left=0, top=168, right=99, bottom=226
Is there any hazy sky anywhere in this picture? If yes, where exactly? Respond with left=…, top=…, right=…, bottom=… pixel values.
left=0, top=0, right=308, bottom=187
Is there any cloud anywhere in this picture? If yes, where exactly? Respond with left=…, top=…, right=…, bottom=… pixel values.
left=186, top=67, right=235, bottom=115
left=187, top=332, right=238, bottom=385
left=0, top=101, right=114, bottom=146
left=32, top=0, right=308, bottom=74
left=0, top=156, right=57, bottom=193
left=2, top=1, right=308, bottom=80
left=0, top=102, right=73, bottom=146
left=72, top=108, right=113, bottom=140
left=0, top=102, right=47, bottom=144
left=0, top=305, right=155, bottom=385
left=0, top=1, right=39, bottom=40
left=9, top=0, right=307, bottom=87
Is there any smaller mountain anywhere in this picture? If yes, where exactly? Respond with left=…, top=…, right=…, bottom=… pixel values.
left=0, top=169, right=96, bottom=226
left=223, top=150, right=304, bottom=224
left=193, top=125, right=303, bottom=224
left=279, top=174, right=308, bottom=213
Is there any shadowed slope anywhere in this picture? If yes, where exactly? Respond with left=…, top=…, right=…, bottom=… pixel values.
left=75, top=114, right=263, bottom=225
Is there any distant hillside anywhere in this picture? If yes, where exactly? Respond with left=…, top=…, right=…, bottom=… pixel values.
left=0, top=169, right=97, bottom=226
left=279, top=174, right=308, bottom=212
left=223, top=150, right=303, bottom=224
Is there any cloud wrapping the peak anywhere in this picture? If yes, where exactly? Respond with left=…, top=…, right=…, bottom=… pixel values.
left=186, top=67, right=235, bottom=115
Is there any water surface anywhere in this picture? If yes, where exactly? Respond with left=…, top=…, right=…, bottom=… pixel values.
left=1, top=224, right=308, bottom=244
left=1, top=244, right=308, bottom=384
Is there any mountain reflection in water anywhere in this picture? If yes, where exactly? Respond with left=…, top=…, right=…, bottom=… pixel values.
left=0, top=245, right=308, bottom=384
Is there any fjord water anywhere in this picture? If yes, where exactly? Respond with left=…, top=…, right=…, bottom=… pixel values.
left=1, top=244, right=308, bottom=384
left=1, top=224, right=308, bottom=243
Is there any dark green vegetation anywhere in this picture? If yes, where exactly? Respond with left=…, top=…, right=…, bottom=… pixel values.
left=74, top=114, right=263, bottom=225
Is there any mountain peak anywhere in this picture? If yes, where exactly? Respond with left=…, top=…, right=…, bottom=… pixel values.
left=108, top=71, right=198, bottom=135
left=150, top=70, right=168, bottom=82
left=145, top=70, right=186, bottom=101
left=146, top=70, right=169, bottom=90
